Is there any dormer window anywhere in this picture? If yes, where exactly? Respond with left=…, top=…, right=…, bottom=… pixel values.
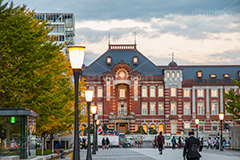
left=238, top=71, right=240, bottom=78
left=210, top=74, right=216, bottom=78
left=197, top=70, right=202, bottom=78
left=133, top=56, right=138, bottom=65
left=223, top=74, right=230, bottom=78
left=106, top=56, right=112, bottom=65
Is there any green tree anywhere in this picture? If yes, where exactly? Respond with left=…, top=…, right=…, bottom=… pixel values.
left=0, top=1, right=87, bottom=149
left=149, top=127, right=157, bottom=134
left=223, top=79, right=240, bottom=125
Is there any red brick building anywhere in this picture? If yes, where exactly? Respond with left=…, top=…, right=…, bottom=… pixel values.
left=82, top=43, right=240, bottom=136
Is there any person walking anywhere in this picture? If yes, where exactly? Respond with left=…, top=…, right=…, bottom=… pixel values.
left=106, top=137, right=110, bottom=149
left=207, top=137, right=213, bottom=149
left=157, top=131, right=165, bottom=155
left=171, top=136, right=176, bottom=149
left=81, top=138, right=86, bottom=149
left=183, top=131, right=202, bottom=160
left=102, top=138, right=105, bottom=150
left=178, top=136, right=183, bottom=148
left=54, top=142, right=65, bottom=158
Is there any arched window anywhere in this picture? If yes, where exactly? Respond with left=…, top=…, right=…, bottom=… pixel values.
left=142, top=124, right=148, bottom=134
left=158, top=124, right=164, bottom=134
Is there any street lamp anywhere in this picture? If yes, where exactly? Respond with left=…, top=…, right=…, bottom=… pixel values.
left=69, top=46, right=85, bottom=160
left=85, top=90, right=94, bottom=160
left=91, top=105, right=97, bottom=155
left=195, top=119, right=199, bottom=138
left=219, top=113, right=224, bottom=151
left=96, top=119, right=99, bottom=151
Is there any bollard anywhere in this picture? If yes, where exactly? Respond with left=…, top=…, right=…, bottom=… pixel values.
left=70, top=152, right=73, bottom=160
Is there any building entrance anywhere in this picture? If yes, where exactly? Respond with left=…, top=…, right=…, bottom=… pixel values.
left=117, top=123, right=128, bottom=134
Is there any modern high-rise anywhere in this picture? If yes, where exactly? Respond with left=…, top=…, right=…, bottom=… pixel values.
left=35, top=13, right=75, bottom=53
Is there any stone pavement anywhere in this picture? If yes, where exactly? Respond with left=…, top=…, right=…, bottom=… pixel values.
left=59, top=148, right=240, bottom=160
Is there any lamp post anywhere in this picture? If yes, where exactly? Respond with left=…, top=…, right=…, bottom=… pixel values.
left=85, top=90, right=94, bottom=160
left=195, top=119, right=199, bottom=138
left=96, top=119, right=99, bottom=151
left=91, top=105, right=97, bottom=155
left=219, top=113, right=224, bottom=151
left=68, top=46, right=85, bottom=160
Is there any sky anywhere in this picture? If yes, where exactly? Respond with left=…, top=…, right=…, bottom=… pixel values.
left=5, top=0, right=240, bottom=66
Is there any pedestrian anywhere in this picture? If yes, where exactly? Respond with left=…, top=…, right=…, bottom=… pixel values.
left=106, top=137, right=110, bottom=149
left=183, top=131, right=202, bottom=160
left=207, top=137, right=213, bottom=149
left=199, top=137, right=203, bottom=151
left=215, top=137, right=220, bottom=149
left=81, top=138, right=86, bottom=149
left=157, top=131, right=165, bottom=155
left=102, top=138, right=105, bottom=150
left=228, top=137, right=231, bottom=147
left=222, top=138, right=226, bottom=149
left=171, top=136, right=176, bottom=149
left=54, top=142, right=65, bottom=158
left=178, top=136, right=183, bottom=148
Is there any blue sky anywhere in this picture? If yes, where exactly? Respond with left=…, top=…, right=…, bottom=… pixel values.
left=7, top=0, right=240, bottom=65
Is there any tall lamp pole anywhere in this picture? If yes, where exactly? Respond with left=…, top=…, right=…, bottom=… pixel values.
left=96, top=119, right=99, bottom=151
left=69, top=46, right=85, bottom=160
left=85, top=90, right=94, bottom=160
left=91, top=105, right=97, bottom=155
left=195, top=119, right=199, bottom=138
left=219, top=113, right=224, bottom=151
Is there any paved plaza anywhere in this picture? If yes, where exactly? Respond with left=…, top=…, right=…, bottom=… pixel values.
left=60, top=148, right=240, bottom=160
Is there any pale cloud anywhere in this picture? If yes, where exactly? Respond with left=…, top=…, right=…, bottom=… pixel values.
left=76, top=14, right=240, bottom=65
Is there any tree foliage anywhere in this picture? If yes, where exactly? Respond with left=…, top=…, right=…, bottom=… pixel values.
left=0, top=0, right=87, bottom=141
left=223, top=79, right=240, bottom=125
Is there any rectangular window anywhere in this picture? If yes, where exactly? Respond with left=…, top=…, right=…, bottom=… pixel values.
left=142, top=103, right=147, bottom=115
left=184, top=102, right=190, bottom=115
left=97, top=103, right=103, bottom=115
left=142, top=87, right=147, bottom=97
left=150, top=86, right=155, bottom=97
left=211, top=89, right=218, bottom=97
left=158, top=102, right=164, bottom=115
left=184, top=122, right=190, bottom=129
left=212, top=123, right=218, bottom=131
left=171, top=102, right=176, bottom=115
left=197, top=89, right=204, bottom=97
left=211, top=102, right=218, bottom=115
left=184, top=89, right=190, bottom=97
left=158, top=87, right=164, bottom=97
left=171, top=88, right=176, bottom=97
left=167, top=72, right=170, bottom=77
left=150, top=102, right=156, bottom=115
left=177, top=72, right=180, bottom=77
left=197, top=102, right=204, bottom=115
left=171, top=122, right=177, bottom=134
left=97, top=88, right=103, bottom=97
left=119, top=88, right=125, bottom=98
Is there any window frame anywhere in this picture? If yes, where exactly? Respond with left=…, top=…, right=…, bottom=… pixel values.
left=106, top=56, right=112, bottom=65
left=142, top=86, right=147, bottom=97
left=158, top=87, right=164, bottom=97
left=170, top=87, right=176, bottom=97
left=142, top=102, right=148, bottom=115
left=171, top=101, right=176, bottom=115
left=97, top=87, right=103, bottom=98
left=197, top=89, right=204, bottom=97
left=197, top=102, right=204, bottom=115
left=211, top=101, right=218, bottom=115
left=184, top=102, right=191, bottom=115
left=183, top=89, right=190, bottom=97
left=132, top=56, right=139, bottom=65
left=211, top=89, right=218, bottom=97
left=197, top=70, right=202, bottom=78
left=97, top=102, right=103, bottom=115
left=150, top=86, right=156, bottom=97
left=158, top=102, right=164, bottom=115
left=150, top=102, right=156, bottom=115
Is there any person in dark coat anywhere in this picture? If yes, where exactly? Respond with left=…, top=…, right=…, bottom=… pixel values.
left=171, top=136, right=176, bottom=149
left=81, top=138, right=86, bottom=149
left=102, top=138, right=105, bottom=150
left=157, top=131, right=165, bottom=155
left=183, top=131, right=202, bottom=160
left=54, top=142, right=65, bottom=158
left=106, top=137, right=110, bottom=149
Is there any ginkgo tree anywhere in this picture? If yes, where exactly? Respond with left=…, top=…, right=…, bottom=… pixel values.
left=224, top=79, right=240, bottom=125
left=0, top=0, right=87, bottom=149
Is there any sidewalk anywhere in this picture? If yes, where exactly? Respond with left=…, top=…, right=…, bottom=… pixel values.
left=59, top=148, right=240, bottom=160
left=32, top=148, right=73, bottom=160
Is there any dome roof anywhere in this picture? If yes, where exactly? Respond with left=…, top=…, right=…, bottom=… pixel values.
left=168, top=61, right=178, bottom=67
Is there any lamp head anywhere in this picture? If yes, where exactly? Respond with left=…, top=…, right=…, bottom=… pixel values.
left=68, top=46, right=85, bottom=69
left=219, top=113, right=224, bottom=120
left=195, top=119, right=199, bottom=125
left=91, top=105, right=97, bottom=115
left=85, top=90, right=94, bottom=102
left=96, top=120, right=99, bottom=125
